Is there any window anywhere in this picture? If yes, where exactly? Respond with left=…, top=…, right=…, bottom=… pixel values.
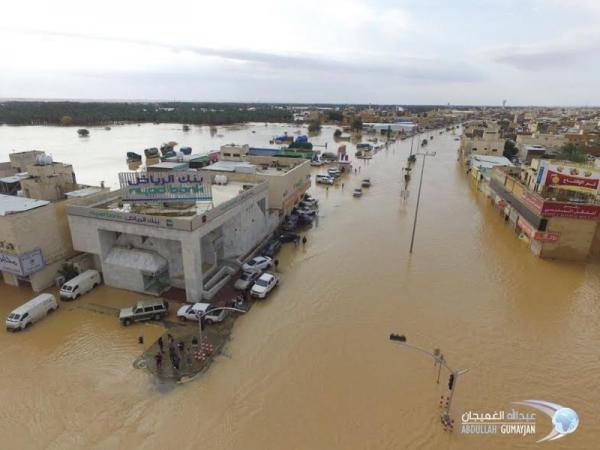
left=143, top=307, right=154, bottom=313
left=153, top=305, right=163, bottom=311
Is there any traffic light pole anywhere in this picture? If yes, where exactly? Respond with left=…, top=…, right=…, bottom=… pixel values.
left=389, top=334, right=469, bottom=418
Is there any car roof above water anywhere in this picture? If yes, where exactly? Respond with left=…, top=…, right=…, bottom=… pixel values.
left=135, top=298, right=167, bottom=309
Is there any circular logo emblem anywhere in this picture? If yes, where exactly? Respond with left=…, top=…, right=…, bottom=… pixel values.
left=552, top=407, right=579, bottom=435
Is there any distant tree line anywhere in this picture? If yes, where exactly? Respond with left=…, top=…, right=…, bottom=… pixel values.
left=0, top=101, right=294, bottom=126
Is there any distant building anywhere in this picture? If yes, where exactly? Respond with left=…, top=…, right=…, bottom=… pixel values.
left=487, top=159, right=600, bottom=261
left=460, top=122, right=505, bottom=162
left=202, top=157, right=311, bottom=216
left=0, top=151, right=107, bottom=291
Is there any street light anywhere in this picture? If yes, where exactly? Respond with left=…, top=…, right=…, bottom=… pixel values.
left=409, top=151, right=436, bottom=254
left=388, top=333, right=468, bottom=420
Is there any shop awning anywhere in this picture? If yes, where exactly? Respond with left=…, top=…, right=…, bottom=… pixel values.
left=104, top=247, right=167, bottom=274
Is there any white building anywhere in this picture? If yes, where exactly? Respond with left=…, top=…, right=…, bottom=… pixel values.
left=66, top=173, right=276, bottom=302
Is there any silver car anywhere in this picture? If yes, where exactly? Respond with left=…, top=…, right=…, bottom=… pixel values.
left=234, top=271, right=261, bottom=290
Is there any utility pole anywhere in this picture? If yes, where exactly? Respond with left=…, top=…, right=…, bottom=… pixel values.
left=409, top=151, right=436, bottom=253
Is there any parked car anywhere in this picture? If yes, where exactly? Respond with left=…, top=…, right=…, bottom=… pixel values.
left=295, top=207, right=316, bottom=216
left=59, top=270, right=102, bottom=300
left=353, top=188, right=363, bottom=197
left=234, top=271, right=261, bottom=290
left=303, top=193, right=318, bottom=203
left=261, top=239, right=282, bottom=258
left=279, top=231, right=300, bottom=243
left=6, top=294, right=58, bottom=331
left=282, top=215, right=299, bottom=231
left=316, top=175, right=334, bottom=185
left=250, top=272, right=279, bottom=299
left=242, top=256, right=273, bottom=273
left=119, top=298, right=169, bottom=326
left=296, top=213, right=314, bottom=225
left=177, top=303, right=227, bottom=324
left=299, top=200, right=318, bottom=209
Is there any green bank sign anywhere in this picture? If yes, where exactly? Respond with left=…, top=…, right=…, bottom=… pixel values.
left=118, top=171, right=212, bottom=202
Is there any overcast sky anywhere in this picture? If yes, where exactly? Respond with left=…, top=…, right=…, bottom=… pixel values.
left=1, top=0, right=599, bottom=105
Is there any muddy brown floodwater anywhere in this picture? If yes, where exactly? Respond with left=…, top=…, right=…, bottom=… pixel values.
left=1, top=126, right=599, bottom=449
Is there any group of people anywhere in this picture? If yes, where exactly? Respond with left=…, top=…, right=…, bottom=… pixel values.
left=154, top=333, right=186, bottom=372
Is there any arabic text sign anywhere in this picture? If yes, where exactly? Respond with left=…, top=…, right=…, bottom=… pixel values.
left=0, top=249, right=44, bottom=276
left=119, top=171, right=212, bottom=202
left=540, top=201, right=600, bottom=220
left=517, top=217, right=561, bottom=242
left=545, top=169, right=600, bottom=194
left=521, top=190, right=544, bottom=214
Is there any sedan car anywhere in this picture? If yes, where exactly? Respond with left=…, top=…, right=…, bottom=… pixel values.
left=250, top=273, right=279, bottom=299
left=279, top=231, right=300, bottom=243
left=242, top=256, right=273, bottom=273
left=234, top=271, right=261, bottom=290
left=281, top=215, right=299, bottom=231
left=316, top=175, right=334, bottom=185
left=302, top=194, right=318, bottom=205
left=296, top=213, right=314, bottom=225
left=296, top=207, right=317, bottom=216
left=299, top=200, right=318, bottom=209
left=176, top=302, right=227, bottom=324
left=261, top=239, right=282, bottom=258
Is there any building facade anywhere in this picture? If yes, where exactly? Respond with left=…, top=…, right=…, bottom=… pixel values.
left=67, top=177, right=275, bottom=302
left=488, top=161, right=600, bottom=261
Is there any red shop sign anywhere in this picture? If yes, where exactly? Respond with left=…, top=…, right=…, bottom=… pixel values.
left=540, top=202, right=600, bottom=220
left=545, top=170, right=600, bottom=191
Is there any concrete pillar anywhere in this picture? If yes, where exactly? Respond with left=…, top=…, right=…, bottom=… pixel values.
left=182, top=235, right=203, bottom=302
left=2, top=272, right=18, bottom=287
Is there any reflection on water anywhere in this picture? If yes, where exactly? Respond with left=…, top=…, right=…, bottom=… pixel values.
left=0, top=125, right=598, bottom=449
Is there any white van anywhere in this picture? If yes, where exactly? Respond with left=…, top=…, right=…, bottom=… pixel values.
left=6, top=293, right=58, bottom=331
left=59, top=270, right=101, bottom=300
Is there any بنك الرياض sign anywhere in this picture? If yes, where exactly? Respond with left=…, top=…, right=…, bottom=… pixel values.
left=119, top=171, right=213, bottom=202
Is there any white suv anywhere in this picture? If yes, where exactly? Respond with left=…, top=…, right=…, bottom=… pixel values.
left=176, top=303, right=227, bottom=324
left=250, top=273, right=279, bottom=299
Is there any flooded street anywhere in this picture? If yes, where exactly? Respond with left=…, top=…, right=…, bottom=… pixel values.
left=1, top=125, right=599, bottom=449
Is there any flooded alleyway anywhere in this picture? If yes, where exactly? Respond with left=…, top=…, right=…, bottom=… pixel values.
left=1, top=127, right=599, bottom=449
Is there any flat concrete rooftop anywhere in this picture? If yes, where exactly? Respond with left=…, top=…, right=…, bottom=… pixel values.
left=91, top=181, right=257, bottom=218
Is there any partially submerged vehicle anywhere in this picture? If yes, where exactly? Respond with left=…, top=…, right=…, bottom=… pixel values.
left=119, top=298, right=169, bottom=326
